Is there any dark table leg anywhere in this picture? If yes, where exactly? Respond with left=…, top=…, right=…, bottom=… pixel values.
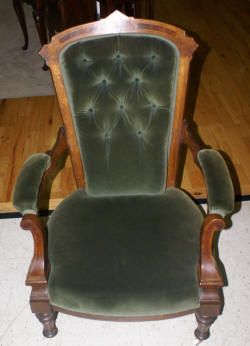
left=12, top=0, right=29, bottom=50
left=32, top=0, right=48, bottom=70
left=58, top=0, right=67, bottom=31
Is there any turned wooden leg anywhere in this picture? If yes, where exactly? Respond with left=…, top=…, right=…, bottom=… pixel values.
left=29, top=287, right=58, bottom=337
left=27, top=280, right=58, bottom=338
left=194, top=311, right=216, bottom=340
left=36, top=310, right=58, bottom=338
left=195, top=288, right=222, bottom=340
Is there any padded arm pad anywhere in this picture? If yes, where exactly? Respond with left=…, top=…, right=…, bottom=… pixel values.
left=13, top=154, right=51, bottom=215
left=197, top=149, right=234, bottom=218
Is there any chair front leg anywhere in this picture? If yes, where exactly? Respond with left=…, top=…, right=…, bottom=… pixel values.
left=195, top=287, right=222, bottom=340
left=36, top=308, right=58, bottom=338
left=21, top=214, right=58, bottom=337
left=31, top=282, right=58, bottom=337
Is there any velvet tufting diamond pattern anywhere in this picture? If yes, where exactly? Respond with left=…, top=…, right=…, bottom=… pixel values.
left=60, top=34, right=179, bottom=196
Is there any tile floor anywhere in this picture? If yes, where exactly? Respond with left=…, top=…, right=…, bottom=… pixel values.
left=0, top=202, right=249, bottom=346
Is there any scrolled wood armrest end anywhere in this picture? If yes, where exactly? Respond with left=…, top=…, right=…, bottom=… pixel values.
left=199, top=214, right=226, bottom=288
left=21, top=214, right=48, bottom=286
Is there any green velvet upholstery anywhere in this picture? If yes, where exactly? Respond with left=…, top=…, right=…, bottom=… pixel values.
left=48, top=187, right=203, bottom=316
left=198, top=149, right=234, bottom=217
left=13, top=154, right=51, bottom=214
left=60, top=34, right=179, bottom=196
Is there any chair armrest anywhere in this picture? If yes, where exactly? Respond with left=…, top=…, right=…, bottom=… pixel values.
left=182, top=120, right=234, bottom=218
left=13, top=126, right=68, bottom=215
left=197, top=149, right=234, bottom=218
left=13, top=154, right=51, bottom=215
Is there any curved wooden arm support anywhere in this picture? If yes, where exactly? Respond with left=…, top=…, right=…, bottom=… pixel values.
left=45, top=126, right=68, bottom=173
left=200, top=214, right=226, bottom=288
left=181, top=119, right=205, bottom=166
left=43, top=126, right=68, bottom=182
left=21, top=214, right=48, bottom=286
left=37, top=126, right=69, bottom=209
left=21, top=214, right=57, bottom=322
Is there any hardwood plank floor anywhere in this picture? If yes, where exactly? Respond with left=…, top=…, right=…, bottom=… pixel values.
left=0, top=0, right=249, bottom=212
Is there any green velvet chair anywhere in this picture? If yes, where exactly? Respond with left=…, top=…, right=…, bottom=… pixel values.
left=13, top=11, right=234, bottom=341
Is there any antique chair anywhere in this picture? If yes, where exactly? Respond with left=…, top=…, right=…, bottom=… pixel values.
left=13, top=11, right=234, bottom=341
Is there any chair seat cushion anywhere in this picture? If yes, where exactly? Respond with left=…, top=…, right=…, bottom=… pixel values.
left=47, top=188, right=203, bottom=317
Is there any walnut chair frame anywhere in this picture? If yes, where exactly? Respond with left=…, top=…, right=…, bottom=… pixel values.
left=13, top=11, right=234, bottom=341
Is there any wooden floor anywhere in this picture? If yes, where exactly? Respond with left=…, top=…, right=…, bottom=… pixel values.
left=0, top=0, right=249, bottom=212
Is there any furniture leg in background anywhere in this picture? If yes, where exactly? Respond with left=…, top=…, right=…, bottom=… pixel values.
left=12, top=0, right=29, bottom=49
left=32, top=0, right=49, bottom=69
left=57, top=0, right=97, bottom=30
left=13, top=0, right=49, bottom=69
left=99, top=0, right=153, bottom=18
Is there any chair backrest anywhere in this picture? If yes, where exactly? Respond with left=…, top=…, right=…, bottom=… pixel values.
left=40, top=11, right=198, bottom=196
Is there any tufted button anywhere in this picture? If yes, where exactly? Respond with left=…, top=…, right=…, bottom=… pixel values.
left=148, top=102, right=158, bottom=118
left=98, top=77, right=110, bottom=87
left=137, top=130, right=142, bottom=135
left=119, top=104, right=124, bottom=109
left=88, top=107, right=93, bottom=113
left=80, top=57, right=94, bottom=69
left=151, top=55, right=156, bottom=60
left=135, top=77, right=140, bottom=83
left=116, top=54, right=121, bottom=59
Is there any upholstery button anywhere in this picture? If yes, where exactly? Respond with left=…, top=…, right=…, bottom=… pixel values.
left=88, top=108, right=93, bottom=113
left=120, top=105, right=124, bottom=109
left=135, top=78, right=139, bottom=83
left=102, top=79, right=107, bottom=84
left=116, top=54, right=121, bottom=59
left=151, top=55, right=156, bottom=60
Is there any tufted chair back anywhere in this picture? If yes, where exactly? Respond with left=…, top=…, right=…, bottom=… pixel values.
left=40, top=12, right=198, bottom=196
left=60, top=34, right=179, bottom=196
